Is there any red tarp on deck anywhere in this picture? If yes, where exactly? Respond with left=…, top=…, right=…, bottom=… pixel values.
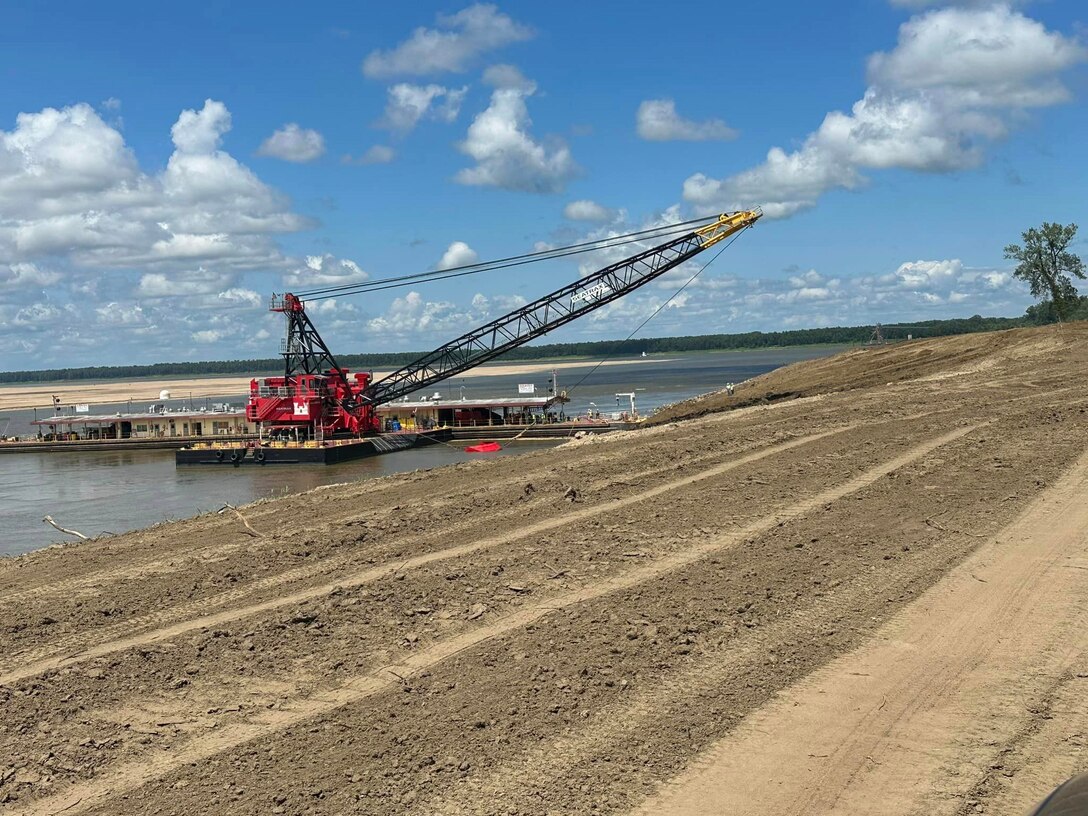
left=464, top=442, right=502, bottom=453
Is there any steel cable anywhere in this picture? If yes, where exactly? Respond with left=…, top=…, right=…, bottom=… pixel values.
left=295, top=216, right=721, bottom=301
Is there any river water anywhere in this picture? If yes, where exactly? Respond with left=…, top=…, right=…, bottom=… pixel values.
left=0, top=347, right=844, bottom=556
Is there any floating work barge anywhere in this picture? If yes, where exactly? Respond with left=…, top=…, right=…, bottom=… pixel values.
left=374, top=394, right=633, bottom=440
left=375, top=394, right=570, bottom=431
left=2, top=392, right=626, bottom=460
left=175, top=428, right=453, bottom=465
left=0, top=406, right=256, bottom=453
left=27, top=406, right=250, bottom=441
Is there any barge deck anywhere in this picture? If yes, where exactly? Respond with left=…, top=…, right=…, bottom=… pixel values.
left=175, top=428, right=454, bottom=465
left=1, top=422, right=630, bottom=459
left=0, top=434, right=255, bottom=454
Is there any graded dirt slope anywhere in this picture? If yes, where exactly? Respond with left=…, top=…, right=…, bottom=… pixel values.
left=649, top=326, right=1055, bottom=425
left=1, top=324, right=1087, bottom=815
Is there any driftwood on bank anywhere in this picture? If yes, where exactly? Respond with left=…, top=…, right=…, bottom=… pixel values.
left=218, top=504, right=264, bottom=538
left=42, top=515, right=90, bottom=540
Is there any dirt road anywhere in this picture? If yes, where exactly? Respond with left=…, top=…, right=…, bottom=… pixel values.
left=635, top=446, right=1088, bottom=816
left=1, top=325, right=1086, bottom=815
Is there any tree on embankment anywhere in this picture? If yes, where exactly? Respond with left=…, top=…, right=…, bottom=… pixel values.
left=1005, top=222, right=1086, bottom=322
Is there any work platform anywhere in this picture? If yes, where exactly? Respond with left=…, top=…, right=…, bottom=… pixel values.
left=175, top=428, right=453, bottom=465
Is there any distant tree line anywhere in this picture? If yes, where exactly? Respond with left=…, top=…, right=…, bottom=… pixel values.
left=0, top=315, right=1030, bottom=385
left=1023, top=295, right=1088, bottom=325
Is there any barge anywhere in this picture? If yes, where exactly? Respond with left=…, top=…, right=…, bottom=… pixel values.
left=27, top=405, right=251, bottom=441
left=0, top=434, right=254, bottom=454
left=4, top=394, right=627, bottom=460
left=175, top=427, right=453, bottom=465
left=448, top=420, right=631, bottom=440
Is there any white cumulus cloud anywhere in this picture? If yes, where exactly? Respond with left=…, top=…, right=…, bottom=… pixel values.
left=0, top=262, right=61, bottom=290
left=0, top=98, right=338, bottom=365
left=284, top=254, right=368, bottom=288
left=891, top=258, right=963, bottom=289
left=481, top=63, right=534, bottom=92
left=366, top=291, right=459, bottom=336
left=0, top=103, right=140, bottom=205
left=436, top=240, right=479, bottom=270
left=563, top=200, right=617, bottom=222
left=95, top=302, right=147, bottom=326
left=378, top=84, right=468, bottom=133
left=366, top=287, right=526, bottom=340
left=217, top=287, right=263, bottom=308
left=0, top=98, right=310, bottom=270
left=868, top=6, right=1084, bottom=107
left=455, top=73, right=578, bottom=193
left=470, top=292, right=526, bottom=313
left=13, top=302, right=74, bottom=328
left=138, top=269, right=234, bottom=298
left=574, top=254, right=1030, bottom=339
left=171, top=99, right=232, bottom=154
left=362, top=4, right=533, bottom=78
left=256, top=123, right=326, bottom=162
left=636, top=99, right=738, bottom=142
left=683, top=5, right=1086, bottom=218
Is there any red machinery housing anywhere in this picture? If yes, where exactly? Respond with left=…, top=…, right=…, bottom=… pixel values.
left=245, top=294, right=379, bottom=439
left=246, top=370, right=377, bottom=438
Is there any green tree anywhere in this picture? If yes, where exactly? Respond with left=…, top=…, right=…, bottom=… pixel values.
left=1004, top=222, right=1085, bottom=320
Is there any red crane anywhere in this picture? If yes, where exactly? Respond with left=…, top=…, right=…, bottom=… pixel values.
left=246, top=209, right=762, bottom=441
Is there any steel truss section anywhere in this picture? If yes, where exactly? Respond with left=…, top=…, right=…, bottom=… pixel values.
left=272, top=295, right=345, bottom=379
left=363, top=230, right=708, bottom=406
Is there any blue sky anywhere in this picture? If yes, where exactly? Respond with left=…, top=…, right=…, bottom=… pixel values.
left=0, top=1, right=1084, bottom=369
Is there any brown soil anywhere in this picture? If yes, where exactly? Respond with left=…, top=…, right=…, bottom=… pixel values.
left=1, top=324, right=1087, bottom=815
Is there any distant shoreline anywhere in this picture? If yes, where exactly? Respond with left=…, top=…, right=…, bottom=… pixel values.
left=0, top=316, right=1028, bottom=391
left=0, top=357, right=672, bottom=412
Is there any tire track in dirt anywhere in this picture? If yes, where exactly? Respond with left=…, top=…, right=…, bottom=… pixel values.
left=1, top=423, right=817, bottom=664
left=631, top=442, right=1088, bottom=816
left=0, top=444, right=570, bottom=598
left=0, top=407, right=847, bottom=609
left=4, top=472, right=620, bottom=666
left=3, top=420, right=937, bottom=811
left=425, top=552, right=951, bottom=816
left=948, top=666, right=1080, bottom=816
left=0, top=483, right=498, bottom=606
left=0, top=424, right=858, bottom=686
left=1, top=378, right=1038, bottom=614
left=971, top=655, right=1088, bottom=814
left=0, top=470, right=416, bottom=590
left=10, top=425, right=977, bottom=816
left=0, top=393, right=957, bottom=620
left=1, top=411, right=874, bottom=661
left=424, top=417, right=1035, bottom=814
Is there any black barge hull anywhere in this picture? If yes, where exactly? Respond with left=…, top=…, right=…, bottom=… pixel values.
left=175, top=429, right=451, bottom=466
